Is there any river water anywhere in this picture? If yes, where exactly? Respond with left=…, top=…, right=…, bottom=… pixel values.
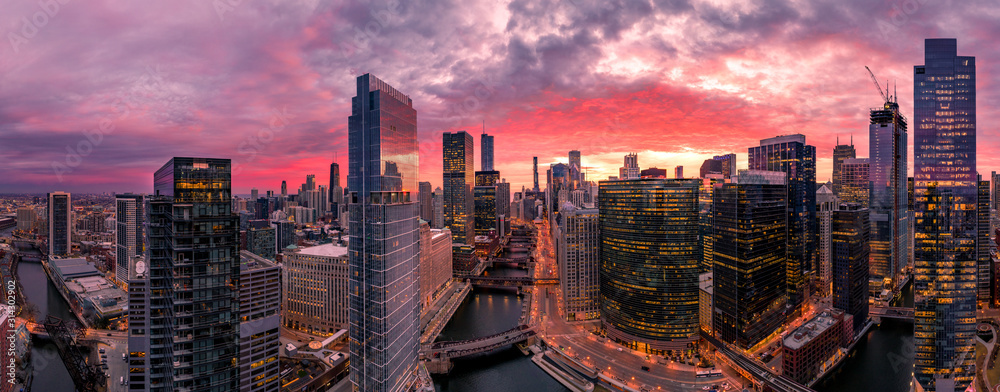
left=432, top=266, right=569, bottom=392
left=17, top=255, right=77, bottom=391
left=815, top=281, right=915, bottom=392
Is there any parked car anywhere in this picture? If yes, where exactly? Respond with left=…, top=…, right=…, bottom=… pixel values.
left=641, top=366, right=650, bottom=372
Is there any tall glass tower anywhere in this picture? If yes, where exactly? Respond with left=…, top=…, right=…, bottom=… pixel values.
left=832, top=142, right=856, bottom=197
left=748, top=134, right=816, bottom=311
left=347, top=74, right=420, bottom=392
left=443, top=131, right=474, bottom=244
left=481, top=131, right=494, bottom=171
left=869, top=99, right=908, bottom=290
left=913, top=38, right=976, bottom=392
left=47, top=191, right=71, bottom=256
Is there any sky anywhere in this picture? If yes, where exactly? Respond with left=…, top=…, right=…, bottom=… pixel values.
left=1, top=0, right=998, bottom=195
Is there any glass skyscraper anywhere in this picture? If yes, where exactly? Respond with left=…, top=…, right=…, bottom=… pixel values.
left=481, top=131, right=494, bottom=171
left=47, top=191, right=71, bottom=256
left=748, top=134, right=816, bottom=311
left=712, top=170, right=787, bottom=350
left=913, top=38, right=976, bottom=392
left=443, top=131, right=474, bottom=244
left=831, top=203, right=869, bottom=335
left=598, top=179, right=700, bottom=353
left=869, top=100, right=908, bottom=289
left=347, top=74, right=420, bottom=392
left=831, top=142, right=856, bottom=197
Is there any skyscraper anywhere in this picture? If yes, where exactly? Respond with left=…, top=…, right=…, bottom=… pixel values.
left=992, top=171, right=1000, bottom=231
left=473, top=185, right=497, bottom=236
left=713, top=153, right=737, bottom=179
left=748, top=134, right=816, bottom=311
left=347, top=74, right=420, bottom=392
left=840, top=158, right=870, bottom=208
left=675, top=166, right=683, bottom=179
left=869, top=98, right=909, bottom=290
left=699, top=159, right=723, bottom=178
left=496, top=179, right=511, bottom=233
left=533, top=156, right=539, bottom=192
left=832, top=142, right=856, bottom=196
left=238, top=251, right=281, bottom=392
left=130, top=157, right=239, bottom=391
left=569, top=150, right=582, bottom=187
left=713, top=170, right=787, bottom=350
left=281, top=180, right=287, bottom=197
left=114, top=194, right=144, bottom=289
left=816, top=184, right=839, bottom=297
left=444, top=131, right=475, bottom=244
left=556, top=203, right=599, bottom=321
left=47, top=191, right=71, bottom=256
left=913, top=38, right=976, bottom=392
left=599, top=178, right=701, bottom=352
left=979, top=176, right=991, bottom=305
left=306, top=174, right=316, bottom=190
left=619, top=153, right=639, bottom=180
left=330, top=162, right=340, bottom=201
left=419, top=181, right=433, bottom=224
left=481, top=131, right=494, bottom=171
left=831, top=203, right=870, bottom=335
left=432, top=187, right=444, bottom=230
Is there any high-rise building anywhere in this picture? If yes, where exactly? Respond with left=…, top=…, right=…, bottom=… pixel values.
left=481, top=132, right=494, bottom=171
left=748, top=134, right=816, bottom=310
left=238, top=251, right=280, bottom=392
left=533, top=157, right=539, bottom=192
left=993, top=171, right=1000, bottom=232
left=698, top=178, right=725, bottom=273
left=831, top=203, right=869, bottom=335
left=114, top=194, right=144, bottom=289
left=699, top=159, right=723, bottom=178
left=281, top=180, right=287, bottom=197
left=639, top=168, right=667, bottom=179
left=330, top=162, right=340, bottom=199
left=816, top=184, right=839, bottom=297
left=869, top=99, right=909, bottom=290
left=444, top=131, right=475, bottom=245
left=432, top=187, right=444, bottom=230
left=282, top=242, right=350, bottom=334
left=832, top=142, right=856, bottom=196
left=913, top=38, right=976, bottom=392
left=47, top=191, right=71, bottom=256
left=16, top=207, right=36, bottom=232
left=306, top=174, right=316, bottom=191
left=419, top=181, right=433, bottom=223
left=556, top=203, right=599, bottom=321
left=496, top=180, right=511, bottom=233
left=979, top=176, right=991, bottom=305
left=713, top=170, right=787, bottom=350
left=347, top=74, right=420, bottom=392
left=251, top=188, right=259, bottom=204
left=713, top=153, right=737, bottom=179
left=619, top=153, right=640, bottom=180
left=418, top=223, right=453, bottom=309
left=473, top=185, right=497, bottom=236
left=675, top=166, right=683, bottom=179
left=599, top=179, right=700, bottom=352
left=271, top=220, right=294, bottom=250
left=569, top=150, right=582, bottom=187
left=840, top=158, right=869, bottom=208
left=129, top=157, right=239, bottom=391
left=246, top=223, right=276, bottom=260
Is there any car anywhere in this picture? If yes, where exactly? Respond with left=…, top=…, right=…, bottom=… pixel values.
left=98, top=348, right=105, bottom=354
left=120, top=377, right=124, bottom=385
left=123, top=353, right=127, bottom=361
left=617, top=347, right=623, bottom=352
left=641, top=366, right=650, bottom=372
left=107, top=333, right=112, bottom=337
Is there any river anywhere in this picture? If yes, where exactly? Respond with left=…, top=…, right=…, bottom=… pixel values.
left=17, top=257, right=77, bottom=391
left=432, top=266, right=569, bottom=392
left=815, top=281, right=915, bottom=392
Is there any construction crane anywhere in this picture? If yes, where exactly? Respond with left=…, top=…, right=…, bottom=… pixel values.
left=865, top=65, right=892, bottom=104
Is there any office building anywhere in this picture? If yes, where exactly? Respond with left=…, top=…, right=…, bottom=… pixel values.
left=619, top=153, right=640, bottom=180
left=238, top=251, right=280, bottom=392
left=306, top=174, right=316, bottom=190
left=533, top=156, right=539, bottom=192
left=980, top=176, right=991, bottom=304
left=48, top=191, right=71, bottom=256
left=782, top=309, right=852, bottom=386
left=347, top=74, right=420, bottom=392
left=913, top=38, right=976, bottom=392
left=419, top=223, right=453, bottom=309
left=473, top=185, right=497, bottom=236
left=832, top=142, right=856, bottom=196
left=129, top=157, right=239, bottom=391
left=246, top=224, right=276, bottom=260
left=993, top=171, right=1000, bottom=232
left=482, top=132, right=494, bottom=171
left=16, top=207, right=36, bottom=232
left=271, top=220, right=294, bottom=251
left=281, top=180, right=287, bottom=197
left=840, top=158, right=870, bottom=208
left=713, top=153, right=737, bottom=179
left=569, top=150, right=582, bottom=187
left=870, top=98, right=909, bottom=289
left=444, top=131, right=475, bottom=244
left=599, top=179, right=700, bottom=352
left=432, top=187, right=444, bottom=229
left=419, top=181, right=433, bottom=223
left=556, top=203, right=599, bottom=321
left=699, top=159, right=723, bottom=178
left=749, top=134, right=816, bottom=310
left=713, top=170, right=787, bottom=350
left=114, top=194, right=144, bottom=289
left=282, top=242, right=350, bottom=334
left=699, top=273, right=713, bottom=335
left=675, top=166, right=683, bottom=179
left=496, top=180, right=511, bottom=233
left=640, top=167, right=667, bottom=179
left=831, top=204, right=869, bottom=335
left=699, top=178, right=724, bottom=273
left=816, top=184, right=839, bottom=297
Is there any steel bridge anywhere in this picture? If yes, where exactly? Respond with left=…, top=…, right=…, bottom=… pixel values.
left=42, top=316, right=107, bottom=392
left=870, top=306, right=914, bottom=322
left=422, top=325, right=536, bottom=360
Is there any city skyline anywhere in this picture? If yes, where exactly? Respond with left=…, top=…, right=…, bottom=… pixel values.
left=3, top=2, right=1000, bottom=194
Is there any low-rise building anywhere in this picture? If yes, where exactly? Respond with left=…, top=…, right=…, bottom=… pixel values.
left=782, top=309, right=853, bottom=386
left=699, top=273, right=713, bottom=335
left=282, top=242, right=349, bottom=335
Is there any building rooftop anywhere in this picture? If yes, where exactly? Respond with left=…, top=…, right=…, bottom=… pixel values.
left=295, top=242, right=349, bottom=258
left=240, top=250, right=279, bottom=271
left=699, top=272, right=713, bottom=294
left=783, top=311, right=842, bottom=350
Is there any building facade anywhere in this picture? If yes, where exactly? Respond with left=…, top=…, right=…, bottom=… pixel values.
left=816, top=184, right=839, bottom=297
left=482, top=132, right=494, bottom=171
left=282, top=243, right=350, bottom=334
left=556, top=203, right=599, bottom=321
left=114, top=194, right=144, bottom=289
left=831, top=204, right=869, bottom=335
left=832, top=143, right=856, bottom=197
left=48, top=191, right=72, bottom=256
left=913, top=38, right=977, bottom=392
left=443, top=131, right=475, bottom=245
left=839, top=158, right=869, bottom=208
left=781, top=310, right=852, bottom=386
left=869, top=101, right=909, bottom=289
left=599, top=179, right=700, bottom=352
left=238, top=251, right=281, bottom=392
left=419, top=223, right=453, bottom=309
left=419, top=181, right=433, bottom=224
left=347, top=74, right=420, bottom=392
